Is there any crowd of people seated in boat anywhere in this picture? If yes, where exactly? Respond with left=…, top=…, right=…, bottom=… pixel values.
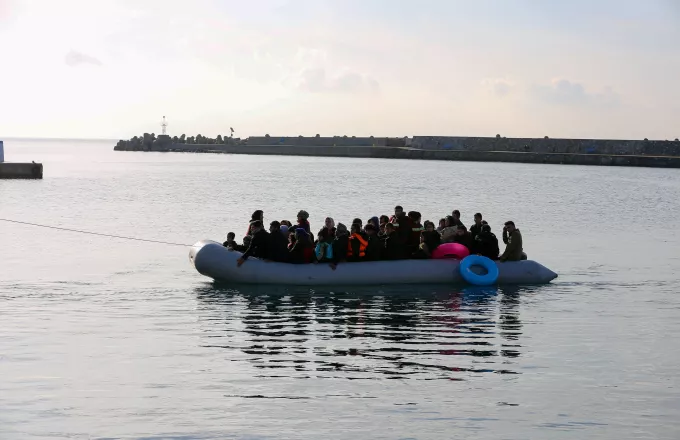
left=223, top=206, right=525, bottom=268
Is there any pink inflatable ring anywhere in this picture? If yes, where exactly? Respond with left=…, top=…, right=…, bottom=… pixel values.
left=432, top=242, right=470, bottom=260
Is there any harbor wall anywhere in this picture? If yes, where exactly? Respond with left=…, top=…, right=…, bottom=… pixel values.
left=148, top=144, right=680, bottom=168
left=239, top=135, right=680, bottom=156
left=114, top=135, right=680, bottom=168
left=0, top=162, right=43, bottom=179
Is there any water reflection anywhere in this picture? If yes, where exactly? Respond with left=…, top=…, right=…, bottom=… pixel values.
left=194, top=283, right=537, bottom=380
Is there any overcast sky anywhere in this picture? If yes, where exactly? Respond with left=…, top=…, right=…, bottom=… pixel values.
left=0, top=0, right=678, bottom=140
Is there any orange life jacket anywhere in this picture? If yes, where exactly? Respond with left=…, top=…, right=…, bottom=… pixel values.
left=347, top=233, right=368, bottom=258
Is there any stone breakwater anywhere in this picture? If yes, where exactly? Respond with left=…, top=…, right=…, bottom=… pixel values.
left=114, top=135, right=680, bottom=168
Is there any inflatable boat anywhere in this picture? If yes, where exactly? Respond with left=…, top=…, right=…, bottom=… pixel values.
left=189, top=240, right=558, bottom=286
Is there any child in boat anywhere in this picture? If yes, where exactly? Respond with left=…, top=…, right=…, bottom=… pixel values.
left=423, top=220, right=437, bottom=233
left=235, top=235, right=252, bottom=253
left=223, top=232, right=236, bottom=249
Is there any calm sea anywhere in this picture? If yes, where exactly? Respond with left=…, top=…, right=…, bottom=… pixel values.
left=1, top=139, right=679, bottom=439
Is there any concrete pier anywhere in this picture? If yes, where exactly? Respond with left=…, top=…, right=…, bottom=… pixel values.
left=0, top=141, right=43, bottom=179
left=113, top=135, right=680, bottom=169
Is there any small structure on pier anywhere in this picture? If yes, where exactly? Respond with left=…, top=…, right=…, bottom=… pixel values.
left=0, top=140, right=44, bottom=179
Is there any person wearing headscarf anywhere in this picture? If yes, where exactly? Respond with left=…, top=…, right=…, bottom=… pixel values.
left=318, top=217, right=336, bottom=241
left=368, top=216, right=380, bottom=232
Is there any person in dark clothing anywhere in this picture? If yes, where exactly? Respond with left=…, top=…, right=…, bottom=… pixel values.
left=296, top=210, right=311, bottom=233
left=234, top=235, right=251, bottom=252
left=352, top=218, right=363, bottom=229
left=394, top=211, right=411, bottom=245
left=268, top=221, right=290, bottom=262
left=407, top=211, right=424, bottom=255
left=437, top=218, right=447, bottom=233
left=223, top=232, right=236, bottom=249
left=473, top=224, right=500, bottom=260
left=423, top=229, right=441, bottom=253
left=246, top=210, right=264, bottom=236
left=379, top=216, right=389, bottom=236
left=423, top=220, right=436, bottom=233
left=287, top=229, right=296, bottom=250
left=289, top=228, right=315, bottom=264
left=389, top=205, right=404, bottom=224
left=450, top=210, right=465, bottom=228
left=237, top=221, right=270, bottom=266
left=364, top=224, right=382, bottom=261
left=383, top=223, right=407, bottom=260
left=347, top=223, right=369, bottom=262
left=367, top=216, right=380, bottom=232
left=470, top=213, right=484, bottom=239
left=318, top=217, right=336, bottom=241
left=500, top=221, right=524, bottom=262
left=330, top=223, right=349, bottom=270
left=452, top=224, right=475, bottom=251
left=414, top=230, right=441, bottom=259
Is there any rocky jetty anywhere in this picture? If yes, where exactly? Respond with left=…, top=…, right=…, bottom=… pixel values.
left=114, top=133, right=245, bottom=151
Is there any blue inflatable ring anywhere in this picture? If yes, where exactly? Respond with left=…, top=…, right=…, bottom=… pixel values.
left=459, top=255, right=499, bottom=286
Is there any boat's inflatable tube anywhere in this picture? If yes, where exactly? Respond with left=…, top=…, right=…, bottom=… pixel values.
left=460, top=255, right=499, bottom=286
left=189, top=240, right=558, bottom=286
left=432, top=242, right=470, bottom=260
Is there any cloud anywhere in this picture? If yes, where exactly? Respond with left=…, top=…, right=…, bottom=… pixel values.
left=294, top=67, right=379, bottom=94
left=481, top=78, right=514, bottom=97
left=64, top=50, right=102, bottom=67
left=530, top=78, right=620, bottom=107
